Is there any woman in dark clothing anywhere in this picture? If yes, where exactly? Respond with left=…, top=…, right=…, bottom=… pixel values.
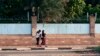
left=41, top=30, right=46, bottom=45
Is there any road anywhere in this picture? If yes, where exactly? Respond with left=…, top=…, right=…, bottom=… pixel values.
left=0, top=50, right=99, bottom=56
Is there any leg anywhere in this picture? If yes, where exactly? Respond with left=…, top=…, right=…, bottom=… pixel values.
left=36, top=38, right=39, bottom=45
left=41, top=38, right=44, bottom=45
left=41, top=38, right=45, bottom=45
left=43, top=38, right=46, bottom=45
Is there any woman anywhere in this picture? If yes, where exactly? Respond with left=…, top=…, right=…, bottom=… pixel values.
left=36, top=30, right=41, bottom=46
left=41, top=30, right=46, bottom=46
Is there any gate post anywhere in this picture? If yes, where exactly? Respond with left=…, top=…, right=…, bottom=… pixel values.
left=32, top=16, right=37, bottom=37
left=89, top=15, right=95, bottom=37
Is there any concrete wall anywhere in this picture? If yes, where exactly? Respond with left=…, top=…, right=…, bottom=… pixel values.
left=37, top=24, right=89, bottom=34
left=0, top=24, right=31, bottom=34
left=0, top=24, right=100, bottom=34
left=95, top=24, right=100, bottom=33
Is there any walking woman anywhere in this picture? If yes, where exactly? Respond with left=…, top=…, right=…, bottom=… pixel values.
left=36, top=30, right=41, bottom=46
left=41, top=30, right=46, bottom=46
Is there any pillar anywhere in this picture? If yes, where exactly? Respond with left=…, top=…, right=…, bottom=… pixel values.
left=32, top=16, right=37, bottom=37
left=89, top=15, right=95, bottom=37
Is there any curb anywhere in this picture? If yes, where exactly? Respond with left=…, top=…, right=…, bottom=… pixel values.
left=0, top=47, right=94, bottom=51
left=0, top=47, right=72, bottom=51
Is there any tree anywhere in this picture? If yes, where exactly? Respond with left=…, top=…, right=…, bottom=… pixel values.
left=84, top=4, right=100, bottom=15
left=64, top=0, right=86, bottom=19
left=38, top=0, right=65, bottom=23
left=85, top=0, right=100, bottom=6
left=0, top=0, right=90, bottom=23
left=0, top=0, right=32, bottom=16
left=0, top=0, right=65, bottom=22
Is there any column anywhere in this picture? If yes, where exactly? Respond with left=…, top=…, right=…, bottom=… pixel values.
left=32, top=16, right=37, bottom=37
left=89, top=15, right=95, bottom=37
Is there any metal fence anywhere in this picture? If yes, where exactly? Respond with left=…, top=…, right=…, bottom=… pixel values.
left=0, top=15, right=31, bottom=23
left=0, top=15, right=100, bottom=23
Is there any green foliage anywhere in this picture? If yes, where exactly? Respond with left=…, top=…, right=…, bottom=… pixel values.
left=85, top=4, right=100, bottom=14
left=0, top=0, right=100, bottom=23
left=85, top=0, right=100, bottom=7
left=39, top=0, right=65, bottom=23
left=38, top=0, right=86, bottom=23
left=64, top=0, right=86, bottom=19
left=0, top=0, right=32, bottom=16
left=93, top=46, right=100, bottom=53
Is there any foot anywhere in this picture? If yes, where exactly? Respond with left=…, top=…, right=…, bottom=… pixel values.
left=45, top=44, right=47, bottom=47
left=37, top=45, right=41, bottom=47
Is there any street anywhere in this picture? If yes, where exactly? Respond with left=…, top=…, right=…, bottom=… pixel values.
left=0, top=50, right=99, bottom=56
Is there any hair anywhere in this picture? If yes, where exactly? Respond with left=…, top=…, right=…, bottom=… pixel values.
left=42, top=30, right=46, bottom=37
left=37, top=30, right=41, bottom=33
left=42, top=30, right=45, bottom=34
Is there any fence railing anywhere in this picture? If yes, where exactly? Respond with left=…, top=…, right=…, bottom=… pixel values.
left=0, top=15, right=100, bottom=23
left=0, top=15, right=31, bottom=23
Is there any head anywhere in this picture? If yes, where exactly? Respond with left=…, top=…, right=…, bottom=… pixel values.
left=37, top=30, right=41, bottom=33
left=42, top=30, right=44, bottom=33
